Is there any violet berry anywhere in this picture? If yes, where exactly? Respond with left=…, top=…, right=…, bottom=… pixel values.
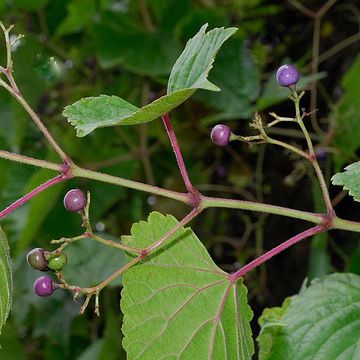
left=211, top=124, right=231, bottom=147
left=48, top=253, right=68, bottom=271
left=33, top=275, right=56, bottom=297
left=27, top=248, right=48, bottom=271
left=276, top=64, right=300, bottom=87
left=63, top=189, right=86, bottom=212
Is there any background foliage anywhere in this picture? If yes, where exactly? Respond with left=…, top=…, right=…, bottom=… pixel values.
left=0, top=0, right=359, bottom=358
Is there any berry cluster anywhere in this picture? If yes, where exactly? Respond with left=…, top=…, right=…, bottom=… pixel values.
left=209, top=64, right=300, bottom=145
left=28, top=189, right=86, bottom=297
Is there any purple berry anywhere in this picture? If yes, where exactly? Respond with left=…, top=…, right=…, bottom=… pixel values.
left=33, top=276, right=55, bottom=297
left=276, top=64, right=300, bottom=87
left=27, top=248, right=48, bottom=271
left=211, top=124, right=231, bottom=146
left=63, top=189, right=86, bottom=212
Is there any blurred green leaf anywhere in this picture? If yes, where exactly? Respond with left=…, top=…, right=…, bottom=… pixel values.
left=11, top=0, right=48, bottom=11
left=64, top=24, right=237, bottom=136
left=333, top=54, right=360, bottom=167
left=0, top=225, right=12, bottom=338
left=196, top=37, right=260, bottom=119
left=257, top=273, right=360, bottom=360
left=331, top=161, right=360, bottom=202
left=93, top=13, right=181, bottom=75
left=63, top=234, right=127, bottom=287
left=0, top=321, right=25, bottom=358
left=121, top=212, right=254, bottom=359
left=98, top=307, right=126, bottom=360
left=76, top=339, right=103, bottom=360
left=56, top=0, right=96, bottom=37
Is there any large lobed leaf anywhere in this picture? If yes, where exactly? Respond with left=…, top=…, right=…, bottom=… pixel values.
left=121, top=212, right=254, bottom=359
left=63, top=24, right=237, bottom=136
left=257, top=273, right=360, bottom=360
left=331, top=161, right=360, bottom=202
left=0, top=225, right=12, bottom=336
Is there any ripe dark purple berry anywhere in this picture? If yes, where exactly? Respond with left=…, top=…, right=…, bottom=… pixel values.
left=211, top=124, right=231, bottom=146
left=276, top=64, right=300, bottom=87
left=63, top=189, right=86, bottom=212
left=27, top=248, right=48, bottom=271
left=48, top=253, right=68, bottom=271
left=33, top=276, right=56, bottom=297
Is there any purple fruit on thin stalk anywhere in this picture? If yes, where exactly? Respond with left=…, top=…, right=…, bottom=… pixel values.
left=27, top=248, right=48, bottom=271
left=276, top=64, right=300, bottom=87
left=211, top=124, right=231, bottom=146
left=63, top=189, right=86, bottom=212
left=33, top=276, right=56, bottom=297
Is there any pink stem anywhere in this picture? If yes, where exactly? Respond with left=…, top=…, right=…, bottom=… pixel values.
left=0, top=173, right=70, bottom=220
left=230, top=225, right=325, bottom=282
left=162, top=114, right=193, bottom=193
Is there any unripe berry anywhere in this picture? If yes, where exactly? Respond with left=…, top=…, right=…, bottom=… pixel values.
left=276, top=64, right=300, bottom=87
left=33, top=276, right=56, bottom=297
left=211, top=124, right=231, bottom=146
left=63, top=189, right=86, bottom=212
left=27, top=248, right=48, bottom=271
left=48, top=253, right=68, bottom=271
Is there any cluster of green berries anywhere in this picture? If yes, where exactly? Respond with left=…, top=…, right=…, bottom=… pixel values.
left=28, top=189, right=86, bottom=297
left=210, top=64, right=300, bottom=146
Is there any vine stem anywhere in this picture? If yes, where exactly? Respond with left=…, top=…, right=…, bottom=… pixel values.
left=0, top=173, right=70, bottom=220
left=230, top=225, right=325, bottom=281
left=162, top=114, right=194, bottom=193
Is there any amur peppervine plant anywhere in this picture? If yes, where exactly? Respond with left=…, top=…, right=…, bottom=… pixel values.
left=0, top=21, right=359, bottom=360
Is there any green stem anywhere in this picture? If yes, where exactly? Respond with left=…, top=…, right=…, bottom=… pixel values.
left=90, top=233, right=141, bottom=253
left=71, top=165, right=189, bottom=204
left=0, top=149, right=64, bottom=171
left=201, top=196, right=322, bottom=224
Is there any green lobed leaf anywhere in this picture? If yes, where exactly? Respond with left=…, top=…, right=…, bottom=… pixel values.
left=0, top=225, right=12, bottom=337
left=121, top=212, right=254, bottom=360
left=257, top=273, right=360, bottom=360
left=331, top=161, right=360, bottom=202
left=63, top=24, right=237, bottom=137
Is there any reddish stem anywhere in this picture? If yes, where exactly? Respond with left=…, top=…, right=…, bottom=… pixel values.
left=0, top=173, right=70, bottom=220
left=230, top=225, right=325, bottom=282
left=162, top=114, right=193, bottom=193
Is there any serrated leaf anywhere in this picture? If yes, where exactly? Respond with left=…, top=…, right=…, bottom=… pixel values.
left=121, top=212, right=254, bottom=360
left=257, top=273, right=360, bottom=360
left=0, top=225, right=12, bottom=336
left=167, top=24, right=238, bottom=93
left=331, top=161, right=360, bottom=202
left=63, top=24, right=237, bottom=136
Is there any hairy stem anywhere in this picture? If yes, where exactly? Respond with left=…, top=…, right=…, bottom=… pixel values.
left=230, top=225, right=325, bottom=281
left=0, top=173, right=70, bottom=220
left=0, top=149, right=65, bottom=172
left=162, top=114, right=194, bottom=193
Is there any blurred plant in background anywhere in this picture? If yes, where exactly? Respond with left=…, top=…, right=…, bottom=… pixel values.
left=0, top=0, right=359, bottom=358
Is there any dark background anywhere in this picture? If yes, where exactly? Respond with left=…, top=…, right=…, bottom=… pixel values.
left=0, top=0, right=359, bottom=358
